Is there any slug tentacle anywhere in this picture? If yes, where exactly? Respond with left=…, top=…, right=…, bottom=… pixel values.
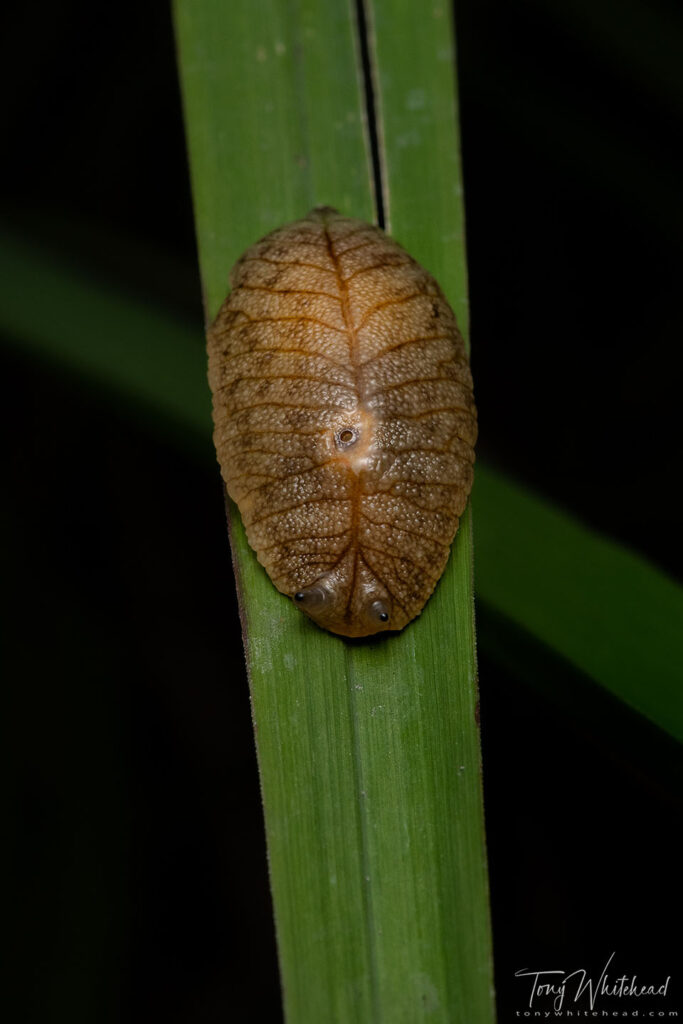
left=207, top=207, right=477, bottom=638
left=293, top=583, right=332, bottom=611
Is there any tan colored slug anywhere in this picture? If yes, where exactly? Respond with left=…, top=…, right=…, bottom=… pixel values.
left=207, top=207, right=477, bottom=638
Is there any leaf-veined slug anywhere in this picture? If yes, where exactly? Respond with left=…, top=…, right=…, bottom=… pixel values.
left=207, top=207, right=477, bottom=638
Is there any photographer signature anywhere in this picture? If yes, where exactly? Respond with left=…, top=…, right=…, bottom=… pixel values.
left=515, top=952, right=671, bottom=1011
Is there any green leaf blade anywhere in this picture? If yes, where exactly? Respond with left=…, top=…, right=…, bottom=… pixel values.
left=355, top=1, right=494, bottom=1017
left=175, top=0, right=494, bottom=1019
left=474, top=463, right=683, bottom=743
left=174, top=0, right=376, bottom=316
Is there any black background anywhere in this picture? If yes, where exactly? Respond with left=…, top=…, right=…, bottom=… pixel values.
left=2, top=1, right=682, bottom=1020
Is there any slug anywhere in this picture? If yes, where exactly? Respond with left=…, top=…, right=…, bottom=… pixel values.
left=207, top=206, right=477, bottom=638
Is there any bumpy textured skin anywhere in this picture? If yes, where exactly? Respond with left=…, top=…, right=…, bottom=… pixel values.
left=207, top=207, right=477, bottom=637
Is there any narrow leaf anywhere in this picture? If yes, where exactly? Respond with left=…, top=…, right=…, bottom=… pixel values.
left=174, top=0, right=494, bottom=1020
left=474, top=463, right=683, bottom=744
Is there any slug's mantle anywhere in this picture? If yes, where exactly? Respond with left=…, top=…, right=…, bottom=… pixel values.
left=207, top=207, right=477, bottom=637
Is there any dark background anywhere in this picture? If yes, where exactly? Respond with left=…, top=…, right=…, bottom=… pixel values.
left=2, top=1, right=682, bottom=1020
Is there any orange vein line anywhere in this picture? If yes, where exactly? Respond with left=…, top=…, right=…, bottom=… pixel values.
left=355, top=291, right=426, bottom=331
left=229, top=308, right=346, bottom=334
left=325, top=221, right=362, bottom=620
left=238, top=283, right=340, bottom=301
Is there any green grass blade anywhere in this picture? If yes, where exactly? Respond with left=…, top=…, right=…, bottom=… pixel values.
left=2, top=229, right=681, bottom=745
left=0, top=230, right=210, bottom=438
left=367, top=0, right=470, bottom=334
left=174, top=0, right=375, bottom=314
left=474, top=464, right=683, bottom=743
left=354, top=1, right=494, bottom=1018
left=174, top=0, right=493, bottom=1020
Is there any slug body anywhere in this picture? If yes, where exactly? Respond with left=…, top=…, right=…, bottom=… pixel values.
left=207, top=207, right=477, bottom=638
